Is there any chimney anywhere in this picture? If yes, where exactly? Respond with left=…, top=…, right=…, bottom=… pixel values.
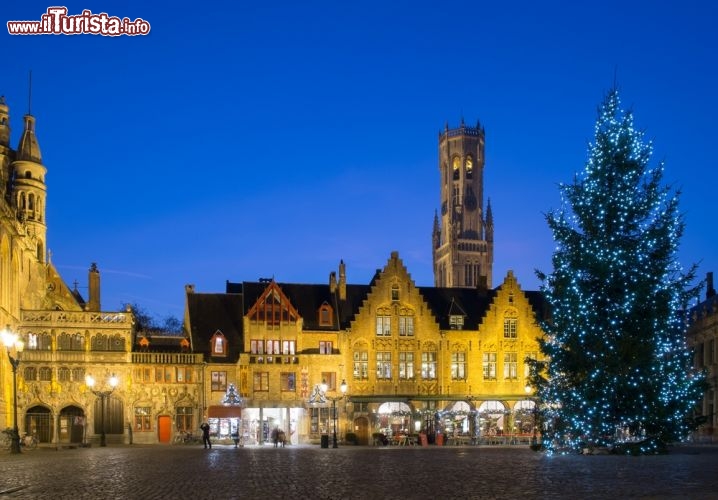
left=708, top=272, right=716, bottom=299
left=329, top=271, right=337, bottom=293
left=338, top=260, right=346, bottom=301
left=88, top=263, right=100, bottom=312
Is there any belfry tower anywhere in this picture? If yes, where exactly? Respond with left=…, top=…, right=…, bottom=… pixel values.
left=432, top=119, right=493, bottom=289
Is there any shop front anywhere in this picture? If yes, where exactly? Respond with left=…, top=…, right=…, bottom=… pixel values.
left=207, top=405, right=243, bottom=442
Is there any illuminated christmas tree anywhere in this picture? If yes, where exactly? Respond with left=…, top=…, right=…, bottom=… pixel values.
left=534, top=88, right=706, bottom=455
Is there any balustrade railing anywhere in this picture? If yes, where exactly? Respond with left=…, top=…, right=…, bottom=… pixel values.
left=21, top=310, right=132, bottom=327
left=132, top=352, right=204, bottom=364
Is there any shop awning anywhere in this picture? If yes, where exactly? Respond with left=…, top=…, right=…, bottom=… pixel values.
left=207, top=406, right=243, bottom=418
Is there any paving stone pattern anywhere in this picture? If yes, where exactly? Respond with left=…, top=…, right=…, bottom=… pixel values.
left=0, top=443, right=717, bottom=499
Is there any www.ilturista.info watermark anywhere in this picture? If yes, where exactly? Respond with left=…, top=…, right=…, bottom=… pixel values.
left=7, top=7, right=151, bottom=36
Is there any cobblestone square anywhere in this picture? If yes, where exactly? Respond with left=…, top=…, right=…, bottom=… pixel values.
left=1, top=444, right=717, bottom=499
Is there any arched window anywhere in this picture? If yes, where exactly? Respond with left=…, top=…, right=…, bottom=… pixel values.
left=24, top=366, right=37, bottom=381
left=465, top=156, right=473, bottom=179
left=109, top=334, right=126, bottom=352
left=91, top=334, right=108, bottom=351
left=71, top=367, right=85, bottom=381
left=26, top=332, right=51, bottom=350
left=39, top=366, right=52, bottom=381
left=452, top=157, right=460, bottom=180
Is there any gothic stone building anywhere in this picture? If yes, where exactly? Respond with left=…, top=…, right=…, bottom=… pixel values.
left=0, top=95, right=142, bottom=447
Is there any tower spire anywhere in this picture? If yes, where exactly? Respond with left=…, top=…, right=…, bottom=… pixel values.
left=28, top=70, right=32, bottom=115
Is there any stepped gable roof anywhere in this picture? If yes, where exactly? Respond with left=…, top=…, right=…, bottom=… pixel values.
left=186, top=292, right=244, bottom=362
left=234, top=280, right=371, bottom=331
left=418, top=286, right=497, bottom=330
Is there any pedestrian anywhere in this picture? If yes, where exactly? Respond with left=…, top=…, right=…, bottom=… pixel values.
left=200, top=421, right=211, bottom=449
left=271, top=427, right=279, bottom=448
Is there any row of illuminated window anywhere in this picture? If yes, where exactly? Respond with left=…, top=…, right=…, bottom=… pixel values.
left=481, top=352, right=536, bottom=380
left=209, top=371, right=339, bottom=393
left=249, top=339, right=337, bottom=355
left=134, top=406, right=194, bottom=432
left=375, top=316, right=415, bottom=336
left=21, top=332, right=126, bottom=351
left=352, top=351, right=537, bottom=380
left=22, top=366, right=85, bottom=382
left=134, top=366, right=195, bottom=384
left=374, top=317, right=519, bottom=337
left=249, top=339, right=297, bottom=355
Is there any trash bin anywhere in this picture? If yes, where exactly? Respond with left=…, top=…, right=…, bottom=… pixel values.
left=435, top=433, right=444, bottom=446
left=320, top=434, right=329, bottom=448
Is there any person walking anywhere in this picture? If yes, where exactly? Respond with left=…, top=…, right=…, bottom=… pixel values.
left=200, top=422, right=211, bottom=449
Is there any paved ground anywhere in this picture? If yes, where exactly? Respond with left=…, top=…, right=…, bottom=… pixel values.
left=1, top=443, right=717, bottom=499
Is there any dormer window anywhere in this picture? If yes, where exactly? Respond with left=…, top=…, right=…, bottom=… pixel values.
left=318, top=303, right=333, bottom=327
left=210, top=331, right=227, bottom=357
left=449, top=315, right=464, bottom=329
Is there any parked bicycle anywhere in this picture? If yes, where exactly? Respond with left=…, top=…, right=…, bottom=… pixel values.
left=173, top=430, right=201, bottom=445
left=1, top=428, right=13, bottom=451
left=21, top=432, right=38, bottom=450
left=1, top=428, right=35, bottom=451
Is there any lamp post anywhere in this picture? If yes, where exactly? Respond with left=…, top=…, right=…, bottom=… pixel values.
left=325, top=379, right=347, bottom=448
left=86, top=373, right=119, bottom=447
left=524, top=384, right=538, bottom=447
left=2, top=326, right=24, bottom=454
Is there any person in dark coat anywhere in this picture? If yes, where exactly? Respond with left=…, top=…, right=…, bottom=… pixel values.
left=200, top=422, right=211, bottom=449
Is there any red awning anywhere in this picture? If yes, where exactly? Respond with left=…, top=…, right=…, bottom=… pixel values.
left=207, top=406, right=242, bottom=418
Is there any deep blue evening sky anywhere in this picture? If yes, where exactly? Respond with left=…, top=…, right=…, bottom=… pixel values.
left=3, top=1, right=717, bottom=321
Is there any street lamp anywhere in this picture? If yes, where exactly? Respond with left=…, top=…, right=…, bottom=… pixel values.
left=86, top=373, right=119, bottom=447
left=2, top=326, right=24, bottom=454
left=325, top=379, right=348, bottom=448
left=524, top=384, right=538, bottom=447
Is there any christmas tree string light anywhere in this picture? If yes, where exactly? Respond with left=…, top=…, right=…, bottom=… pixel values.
left=532, top=88, right=707, bottom=455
